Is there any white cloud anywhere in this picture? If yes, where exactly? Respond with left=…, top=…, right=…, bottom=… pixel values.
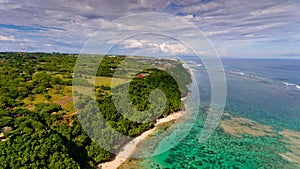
left=0, top=0, right=299, bottom=57
left=120, top=38, right=190, bottom=55
left=123, top=39, right=144, bottom=48
left=0, top=35, right=15, bottom=41
left=157, top=42, right=188, bottom=55
left=183, top=14, right=194, bottom=19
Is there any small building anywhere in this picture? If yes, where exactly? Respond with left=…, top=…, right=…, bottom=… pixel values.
left=165, top=63, right=172, bottom=67
left=2, top=127, right=12, bottom=133
left=137, top=73, right=149, bottom=78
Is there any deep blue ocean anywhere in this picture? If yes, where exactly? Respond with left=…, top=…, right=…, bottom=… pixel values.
left=121, top=58, right=300, bottom=169
left=221, top=58, right=300, bottom=131
left=190, top=58, right=300, bottom=131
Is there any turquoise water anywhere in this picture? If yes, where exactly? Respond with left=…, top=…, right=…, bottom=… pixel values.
left=123, top=59, right=300, bottom=169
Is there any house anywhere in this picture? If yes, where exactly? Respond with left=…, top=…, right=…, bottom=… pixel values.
left=137, top=73, right=149, bottom=78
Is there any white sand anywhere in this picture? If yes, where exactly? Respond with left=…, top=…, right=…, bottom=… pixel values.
left=98, top=111, right=183, bottom=169
left=189, top=69, right=194, bottom=76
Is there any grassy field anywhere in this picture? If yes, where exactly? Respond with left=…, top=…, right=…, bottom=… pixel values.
left=22, top=76, right=127, bottom=113
left=88, top=76, right=128, bottom=87
left=23, top=86, right=74, bottom=113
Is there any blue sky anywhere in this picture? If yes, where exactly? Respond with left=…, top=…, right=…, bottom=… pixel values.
left=0, top=0, right=299, bottom=58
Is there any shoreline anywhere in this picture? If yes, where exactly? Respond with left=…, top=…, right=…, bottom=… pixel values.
left=98, top=111, right=184, bottom=169
left=98, top=69, right=192, bottom=169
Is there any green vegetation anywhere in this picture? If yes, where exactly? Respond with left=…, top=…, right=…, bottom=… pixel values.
left=0, top=52, right=191, bottom=168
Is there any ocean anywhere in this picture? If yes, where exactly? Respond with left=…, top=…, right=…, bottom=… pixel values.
left=120, top=58, right=300, bottom=169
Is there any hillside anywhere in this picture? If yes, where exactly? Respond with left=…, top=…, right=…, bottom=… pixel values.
left=0, top=52, right=191, bottom=168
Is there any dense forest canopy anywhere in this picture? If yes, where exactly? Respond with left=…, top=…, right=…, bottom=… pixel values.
left=0, top=52, right=191, bottom=168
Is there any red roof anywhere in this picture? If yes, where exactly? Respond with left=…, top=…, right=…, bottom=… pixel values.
left=137, top=74, right=144, bottom=78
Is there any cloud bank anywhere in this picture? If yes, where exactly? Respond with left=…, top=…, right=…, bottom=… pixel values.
left=0, top=0, right=299, bottom=58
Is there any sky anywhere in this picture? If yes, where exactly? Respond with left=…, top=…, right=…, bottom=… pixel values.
left=0, top=0, right=300, bottom=58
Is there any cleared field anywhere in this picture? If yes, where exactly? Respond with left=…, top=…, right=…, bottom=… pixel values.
left=23, top=86, right=74, bottom=113
left=22, top=76, right=127, bottom=113
left=87, top=76, right=128, bottom=87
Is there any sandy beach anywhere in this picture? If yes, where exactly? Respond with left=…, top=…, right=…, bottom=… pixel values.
left=98, top=111, right=183, bottom=169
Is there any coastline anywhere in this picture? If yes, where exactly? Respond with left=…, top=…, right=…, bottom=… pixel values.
left=98, top=68, right=192, bottom=169
left=98, top=111, right=184, bottom=169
